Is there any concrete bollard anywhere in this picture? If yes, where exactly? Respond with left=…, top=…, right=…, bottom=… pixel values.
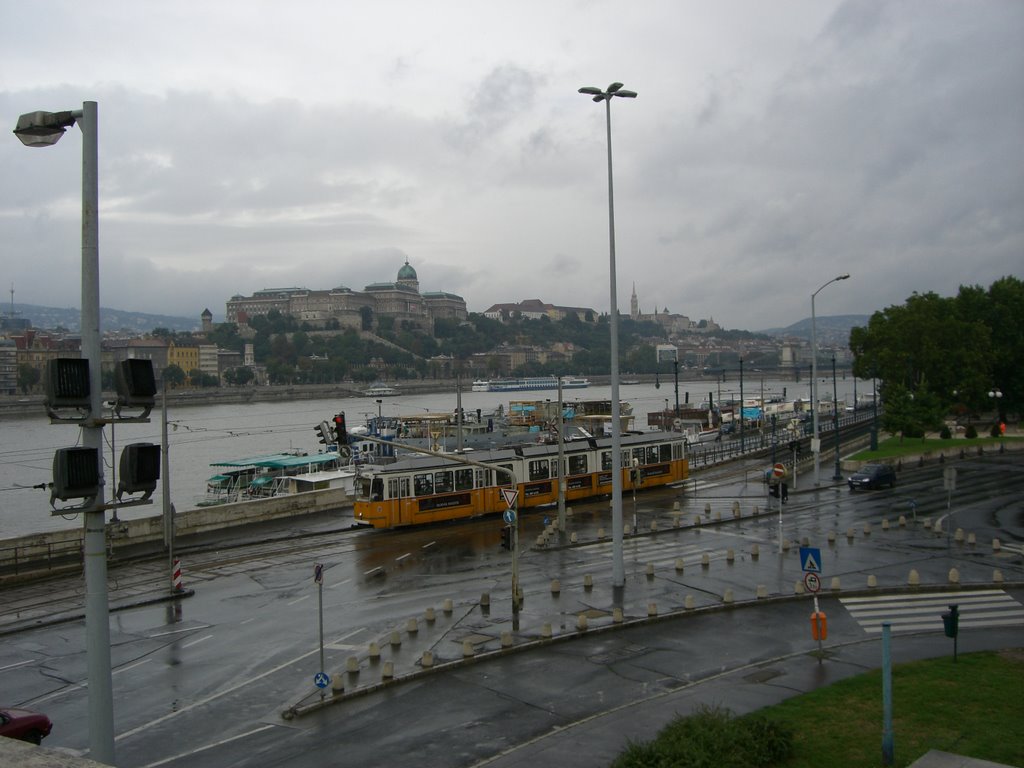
left=650, top=519, right=659, bottom=532
left=463, top=640, right=475, bottom=658
left=795, top=580, right=805, bottom=594
left=597, top=527, right=606, bottom=539
left=994, top=569, right=1004, bottom=583
left=390, top=630, right=401, bottom=647
left=421, top=651, right=434, bottom=668
left=701, top=552, right=710, bottom=568
left=694, top=514, right=702, bottom=526
left=898, top=515, right=907, bottom=527
left=551, top=579, right=561, bottom=595
left=863, top=523, right=872, bottom=536
left=346, top=656, right=360, bottom=673
left=923, top=517, right=932, bottom=530
left=726, top=548, right=735, bottom=563
left=536, top=535, right=546, bottom=547
left=501, top=631, right=512, bottom=648
left=424, top=607, right=435, bottom=623
left=541, top=623, right=553, bottom=639
left=908, top=569, right=920, bottom=586
left=443, top=598, right=453, bottom=614
left=646, top=562, right=655, bottom=578
left=756, top=584, right=768, bottom=599
left=382, top=661, right=394, bottom=679
left=752, top=505, right=759, bottom=516
left=368, top=641, right=381, bottom=659
left=723, top=589, right=734, bottom=604
left=331, top=676, right=345, bottom=695
left=830, top=576, right=841, bottom=591
left=801, top=536, right=810, bottom=548
left=674, top=515, right=681, bottom=528
left=828, top=530, right=837, bottom=543
left=714, top=511, right=722, bottom=522
left=782, top=539, right=791, bottom=551
left=673, top=500, right=681, bottom=512
left=732, top=500, right=740, bottom=515
left=480, top=592, right=490, bottom=607
left=867, top=574, right=878, bottom=588
left=751, top=543, right=760, bottom=559
left=570, top=532, right=578, bottom=544
left=933, top=521, right=944, bottom=535
left=576, top=614, right=588, bottom=632
left=954, top=528, right=964, bottom=543
left=612, top=607, right=624, bottom=623
left=647, top=602, right=658, bottom=617
left=674, top=558, right=684, bottom=573
left=624, top=523, right=632, bottom=536
left=846, top=528, right=855, bottom=539
left=993, top=538, right=1002, bottom=552
left=566, top=506, right=573, bottom=517
left=704, top=502, right=711, bottom=516
left=882, top=518, right=890, bottom=531
left=584, top=574, right=593, bottom=589
left=967, top=532, right=976, bottom=546
left=406, top=618, right=418, bottom=635
left=948, top=568, right=960, bottom=584
left=684, top=595, right=696, bottom=610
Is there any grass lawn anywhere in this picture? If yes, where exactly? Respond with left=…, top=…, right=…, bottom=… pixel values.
left=766, top=649, right=1024, bottom=767
left=850, top=434, right=1022, bottom=462
left=615, top=650, right=1024, bottom=768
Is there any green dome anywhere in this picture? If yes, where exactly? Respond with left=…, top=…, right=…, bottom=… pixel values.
left=397, top=260, right=417, bottom=281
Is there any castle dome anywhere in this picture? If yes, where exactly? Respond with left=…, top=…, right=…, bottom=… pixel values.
left=397, top=260, right=418, bottom=281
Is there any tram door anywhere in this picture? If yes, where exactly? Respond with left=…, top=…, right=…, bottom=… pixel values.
left=389, top=476, right=413, bottom=526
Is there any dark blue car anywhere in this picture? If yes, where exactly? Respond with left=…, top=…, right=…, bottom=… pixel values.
left=847, top=463, right=896, bottom=490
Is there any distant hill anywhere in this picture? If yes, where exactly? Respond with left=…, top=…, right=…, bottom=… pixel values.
left=1, top=303, right=205, bottom=334
left=758, top=314, right=870, bottom=346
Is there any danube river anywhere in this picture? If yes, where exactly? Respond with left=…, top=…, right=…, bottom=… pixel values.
left=0, top=375, right=871, bottom=539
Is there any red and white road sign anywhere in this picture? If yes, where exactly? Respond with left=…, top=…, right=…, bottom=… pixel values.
left=773, top=463, right=786, bottom=478
left=501, top=488, right=519, bottom=509
left=804, top=572, right=821, bottom=593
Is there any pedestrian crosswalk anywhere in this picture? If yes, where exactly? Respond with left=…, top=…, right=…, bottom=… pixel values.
left=840, top=590, right=1024, bottom=634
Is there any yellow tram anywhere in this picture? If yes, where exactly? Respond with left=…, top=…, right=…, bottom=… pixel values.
left=352, top=430, right=688, bottom=529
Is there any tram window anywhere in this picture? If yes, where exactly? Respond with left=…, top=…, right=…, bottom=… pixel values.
left=455, top=468, right=474, bottom=491
left=601, top=451, right=612, bottom=471
left=370, top=478, right=384, bottom=502
left=568, top=454, right=587, bottom=475
left=659, top=444, right=672, bottom=462
left=529, top=460, right=550, bottom=481
left=673, top=442, right=683, bottom=460
left=646, top=446, right=660, bottom=464
left=434, top=471, right=454, bottom=494
left=632, top=447, right=645, bottom=466
left=497, top=464, right=514, bottom=486
left=387, top=477, right=408, bottom=499
left=413, top=473, right=434, bottom=496
left=476, top=468, right=489, bottom=488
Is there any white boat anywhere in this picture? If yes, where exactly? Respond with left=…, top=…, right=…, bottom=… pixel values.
left=471, top=380, right=491, bottom=392
left=560, top=376, right=591, bottom=389
left=363, top=383, right=399, bottom=397
left=472, top=376, right=589, bottom=393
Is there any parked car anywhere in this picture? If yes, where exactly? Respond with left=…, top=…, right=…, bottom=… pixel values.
left=0, top=707, right=53, bottom=744
left=847, top=464, right=897, bottom=490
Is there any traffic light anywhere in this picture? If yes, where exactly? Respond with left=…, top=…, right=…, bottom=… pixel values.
left=500, top=525, right=513, bottom=551
left=314, top=421, right=333, bottom=445
left=769, top=483, right=780, bottom=498
left=334, top=413, right=348, bottom=445
left=116, top=443, right=161, bottom=501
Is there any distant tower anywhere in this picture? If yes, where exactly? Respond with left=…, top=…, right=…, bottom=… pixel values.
left=630, top=283, right=639, bottom=320
left=201, top=308, right=213, bottom=333
left=396, top=259, right=419, bottom=292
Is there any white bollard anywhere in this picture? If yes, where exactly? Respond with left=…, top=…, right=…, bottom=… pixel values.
left=501, top=631, right=513, bottom=648
left=570, top=532, right=578, bottom=544
left=881, top=518, right=890, bottom=531
left=795, top=580, right=805, bottom=594
left=551, top=579, right=561, bottom=595
left=674, top=558, right=684, bottom=573
left=406, top=618, right=418, bottom=635
left=541, top=623, right=553, bottom=638
left=867, top=574, right=878, bottom=588
left=390, top=630, right=401, bottom=647
left=368, top=641, right=380, bottom=659
left=598, top=527, right=606, bottom=539
left=647, top=603, right=658, bottom=617
left=646, top=562, right=655, bottom=577
left=898, top=515, right=907, bottom=527
left=612, top=607, right=624, bottom=623
left=421, top=651, right=434, bottom=668
left=462, top=639, right=475, bottom=658
left=576, top=614, right=588, bottom=632
left=346, top=656, right=359, bottom=673
left=830, top=576, right=841, bottom=591
left=684, top=595, right=696, bottom=610
left=726, top=548, right=735, bottom=563
left=425, top=607, right=435, bottom=623
left=723, top=589, right=734, bottom=604
left=993, top=538, right=1002, bottom=552
left=443, top=598, right=453, bottom=614
left=382, top=661, right=394, bottom=679
left=751, top=543, right=760, bottom=559
left=993, top=569, right=1004, bottom=583
left=756, top=584, right=768, bottom=599
left=948, top=568, right=960, bottom=584
left=908, top=569, right=920, bottom=586
left=701, top=553, right=710, bottom=568
left=583, top=573, right=593, bottom=589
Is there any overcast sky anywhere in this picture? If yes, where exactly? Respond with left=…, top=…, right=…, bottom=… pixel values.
left=1, top=1, right=1021, bottom=331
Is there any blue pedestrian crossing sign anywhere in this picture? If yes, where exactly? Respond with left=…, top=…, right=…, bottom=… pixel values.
left=799, top=547, right=822, bottom=574
left=314, top=671, right=330, bottom=689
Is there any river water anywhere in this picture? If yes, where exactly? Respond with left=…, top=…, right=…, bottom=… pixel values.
left=0, top=375, right=871, bottom=539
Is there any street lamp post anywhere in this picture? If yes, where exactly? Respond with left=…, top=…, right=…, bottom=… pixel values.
left=579, top=81, right=636, bottom=588
left=832, top=355, right=842, bottom=480
left=14, top=102, right=115, bottom=764
left=811, top=274, right=849, bottom=486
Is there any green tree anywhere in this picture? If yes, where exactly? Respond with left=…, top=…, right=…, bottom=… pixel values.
left=17, top=363, right=39, bottom=394
left=162, top=364, right=186, bottom=388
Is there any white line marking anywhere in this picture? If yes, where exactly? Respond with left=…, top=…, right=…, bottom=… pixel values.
left=139, top=724, right=277, bottom=768
left=113, top=659, right=152, bottom=676
left=287, top=595, right=310, bottom=606
left=148, top=625, right=211, bottom=639
left=183, top=634, right=214, bottom=649
left=0, top=659, right=34, bottom=673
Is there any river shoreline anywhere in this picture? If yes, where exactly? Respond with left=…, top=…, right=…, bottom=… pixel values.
left=0, top=368, right=814, bottom=419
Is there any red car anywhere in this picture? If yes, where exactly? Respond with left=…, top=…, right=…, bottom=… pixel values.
left=0, top=707, right=53, bottom=744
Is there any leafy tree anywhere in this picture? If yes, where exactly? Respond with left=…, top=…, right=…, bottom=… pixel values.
left=162, top=364, right=186, bottom=388
left=17, top=363, right=39, bottom=394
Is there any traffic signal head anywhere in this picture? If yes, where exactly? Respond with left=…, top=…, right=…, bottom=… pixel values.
left=334, top=413, right=348, bottom=445
left=769, top=483, right=780, bottom=498
left=500, top=525, right=513, bottom=550
left=314, top=421, right=333, bottom=445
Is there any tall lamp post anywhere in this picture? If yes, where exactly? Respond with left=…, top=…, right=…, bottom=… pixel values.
left=811, top=273, right=849, bottom=486
left=832, top=355, right=842, bottom=480
left=579, top=81, right=636, bottom=589
left=14, top=102, right=115, bottom=764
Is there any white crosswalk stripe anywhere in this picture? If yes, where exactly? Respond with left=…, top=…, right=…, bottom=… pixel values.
left=840, top=590, right=1024, bottom=634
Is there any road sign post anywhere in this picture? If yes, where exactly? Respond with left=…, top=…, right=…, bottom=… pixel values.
left=501, top=488, right=521, bottom=619
left=314, top=562, right=325, bottom=698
